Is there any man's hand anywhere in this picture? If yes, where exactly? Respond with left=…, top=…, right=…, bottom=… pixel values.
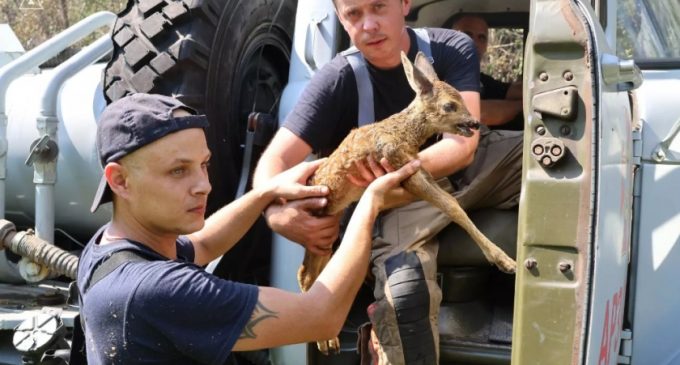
left=264, top=201, right=341, bottom=256
left=346, top=154, right=390, bottom=187
left=263, top=159, right=341, bottom=256
left=362, top=159, right=421, bottom=211
left=264, top=159, right=329, bottom=201
left=347, top=155, right=416, bottom=210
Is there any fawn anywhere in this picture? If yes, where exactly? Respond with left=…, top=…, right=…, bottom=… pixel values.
left=298, top=51, right=517, bottom=354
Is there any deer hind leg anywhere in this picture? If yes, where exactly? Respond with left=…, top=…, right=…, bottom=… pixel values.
left=297, top=251, right=341, bottom=354
left=402, top=170, right=517, bottom=273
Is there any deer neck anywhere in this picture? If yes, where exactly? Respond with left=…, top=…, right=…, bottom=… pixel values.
left=391, top=104, right=438, bottom=147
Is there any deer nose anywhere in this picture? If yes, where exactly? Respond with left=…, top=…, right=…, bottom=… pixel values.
left=466, top=119, right=481, bottom=130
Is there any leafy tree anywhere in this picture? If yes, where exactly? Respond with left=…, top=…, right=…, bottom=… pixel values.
left=1, top=0, right=126, bottom=64
left=483, top=28, right=524, bottom=83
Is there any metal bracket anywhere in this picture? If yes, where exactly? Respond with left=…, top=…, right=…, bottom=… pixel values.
left=617, top=329, right=633, bottom=364
left=652, top=117, right=680, bottom=164
left=601, top=53, right=642, bottom=92
left=632, top=127, right=642, bottom=167
left=532, top=86, right=579, bottom=121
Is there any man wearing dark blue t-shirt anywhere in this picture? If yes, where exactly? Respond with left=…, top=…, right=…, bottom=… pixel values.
left=77, top=93, right=421, bottom=364
left=254, top=1, right=522, bottom=364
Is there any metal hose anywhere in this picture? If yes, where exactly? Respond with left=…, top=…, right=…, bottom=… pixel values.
left=0, top=219, right=78, bottom=280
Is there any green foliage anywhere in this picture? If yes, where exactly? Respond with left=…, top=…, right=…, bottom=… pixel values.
left=482, top=28, right=524, bottom=83
left=0, top=0, right=127, bottom=63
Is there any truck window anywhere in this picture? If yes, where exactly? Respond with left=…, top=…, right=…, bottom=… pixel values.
left=482, top=27, right=524, bottom=83
left=616, top=0, right=680, bottom=63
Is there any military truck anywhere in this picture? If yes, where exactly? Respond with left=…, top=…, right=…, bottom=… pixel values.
left=1, top=0, right=679, bottom=364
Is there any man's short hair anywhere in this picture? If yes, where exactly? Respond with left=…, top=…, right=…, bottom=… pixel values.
left=90, top=93, right=209, bottom=213
left=332, top=0, right=403, bottom=7
left=448, top=13, right=488, bottom=30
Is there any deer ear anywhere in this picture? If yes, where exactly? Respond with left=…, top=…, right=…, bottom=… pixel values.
left=402, top=51, right=433, bottom=95
left=414, top=51, right=439, bottom=83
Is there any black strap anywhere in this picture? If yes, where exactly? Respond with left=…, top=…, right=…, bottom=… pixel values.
left=70, top=250, right=148, bottom=364
left=88, top=250, right=148, bottom=291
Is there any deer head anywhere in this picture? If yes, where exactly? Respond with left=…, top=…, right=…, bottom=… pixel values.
left=401, top=51, right=480, bottom=137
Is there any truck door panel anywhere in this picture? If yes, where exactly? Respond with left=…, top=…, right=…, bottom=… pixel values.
left=514, top=1, right=633, bottom=364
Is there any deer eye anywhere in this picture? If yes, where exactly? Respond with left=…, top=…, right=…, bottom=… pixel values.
left=443, top=102, right=457, bottom=113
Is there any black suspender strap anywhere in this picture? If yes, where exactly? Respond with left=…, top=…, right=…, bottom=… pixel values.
left=70, top=250, right=148, bottom=364
left=86, top=250, right=148, bottom=292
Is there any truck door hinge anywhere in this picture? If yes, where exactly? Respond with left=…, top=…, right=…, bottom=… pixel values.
left=632, top=128, right=642, bottom=167
left=617, top=329, right=633, bottom=364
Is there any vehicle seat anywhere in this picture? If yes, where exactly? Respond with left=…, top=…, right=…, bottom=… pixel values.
left=436, top=208, right=518, bottom=303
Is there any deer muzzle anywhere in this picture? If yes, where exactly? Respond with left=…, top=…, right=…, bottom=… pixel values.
left=457, top=119, right=481, bottom=137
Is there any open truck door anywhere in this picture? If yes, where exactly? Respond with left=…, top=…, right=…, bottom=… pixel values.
left=513, top=0, right=639, bottom=364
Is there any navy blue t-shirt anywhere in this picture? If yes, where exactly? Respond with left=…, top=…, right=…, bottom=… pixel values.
left=283, top=27, right=480, bottom=157
left=480, top=73, right=510, bottom=100
left=77, top=225, right=258, bottom=365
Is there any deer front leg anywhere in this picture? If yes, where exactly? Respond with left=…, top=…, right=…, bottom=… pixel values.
left=298, top=251, right=341, bottom=354
left=402, top=170, right=517, bottom=273
left=298, top=250, right=330, bottom=292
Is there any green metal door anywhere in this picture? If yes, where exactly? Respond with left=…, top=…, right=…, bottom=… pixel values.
left=512, top=0, right=637, bottom=364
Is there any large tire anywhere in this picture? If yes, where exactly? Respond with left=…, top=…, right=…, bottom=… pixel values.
left=103, top=1, right=297, bottom=363
left=103, top=0, right=297, bottom=212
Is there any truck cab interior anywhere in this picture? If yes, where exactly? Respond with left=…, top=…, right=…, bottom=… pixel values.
left=429, top=3, right=527, bottom=364
left=406, top=3, right=528, bottom=364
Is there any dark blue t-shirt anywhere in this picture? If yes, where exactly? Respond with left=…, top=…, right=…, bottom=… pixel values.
left=283, top=27, right=480, bottom=157
left=77, top=225, right=258, bottom=365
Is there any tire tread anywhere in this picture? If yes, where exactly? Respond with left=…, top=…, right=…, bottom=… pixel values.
left=103, top=0, right=225, bottom=110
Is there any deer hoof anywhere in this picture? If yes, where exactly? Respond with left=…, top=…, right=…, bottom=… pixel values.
left=496, top=257, right=517, bottom=274
left=316, top=337, right=341, bottom=355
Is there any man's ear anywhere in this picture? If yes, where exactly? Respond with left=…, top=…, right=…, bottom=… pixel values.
left=401, top=0, right=412, bottom=16
left=104, top=162, right=130, bottom=200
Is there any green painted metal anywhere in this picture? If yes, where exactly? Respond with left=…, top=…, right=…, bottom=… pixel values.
left=512, top=0, right=595, bottom=363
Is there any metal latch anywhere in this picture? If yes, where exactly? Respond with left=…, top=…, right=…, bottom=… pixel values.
left=532, top=86, right=579, bottom=121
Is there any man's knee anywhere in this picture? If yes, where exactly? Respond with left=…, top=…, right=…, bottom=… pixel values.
left=384, top=251, right=437, bottom=364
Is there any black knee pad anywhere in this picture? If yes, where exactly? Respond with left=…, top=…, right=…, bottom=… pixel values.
left=385, top=251, right=437, bottom=365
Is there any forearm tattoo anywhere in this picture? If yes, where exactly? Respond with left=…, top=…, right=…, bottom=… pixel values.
left=240, top=300, right=279, bottom=339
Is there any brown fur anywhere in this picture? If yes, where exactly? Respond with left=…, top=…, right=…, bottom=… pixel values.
left=298, top=52, right=516, bottom=354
